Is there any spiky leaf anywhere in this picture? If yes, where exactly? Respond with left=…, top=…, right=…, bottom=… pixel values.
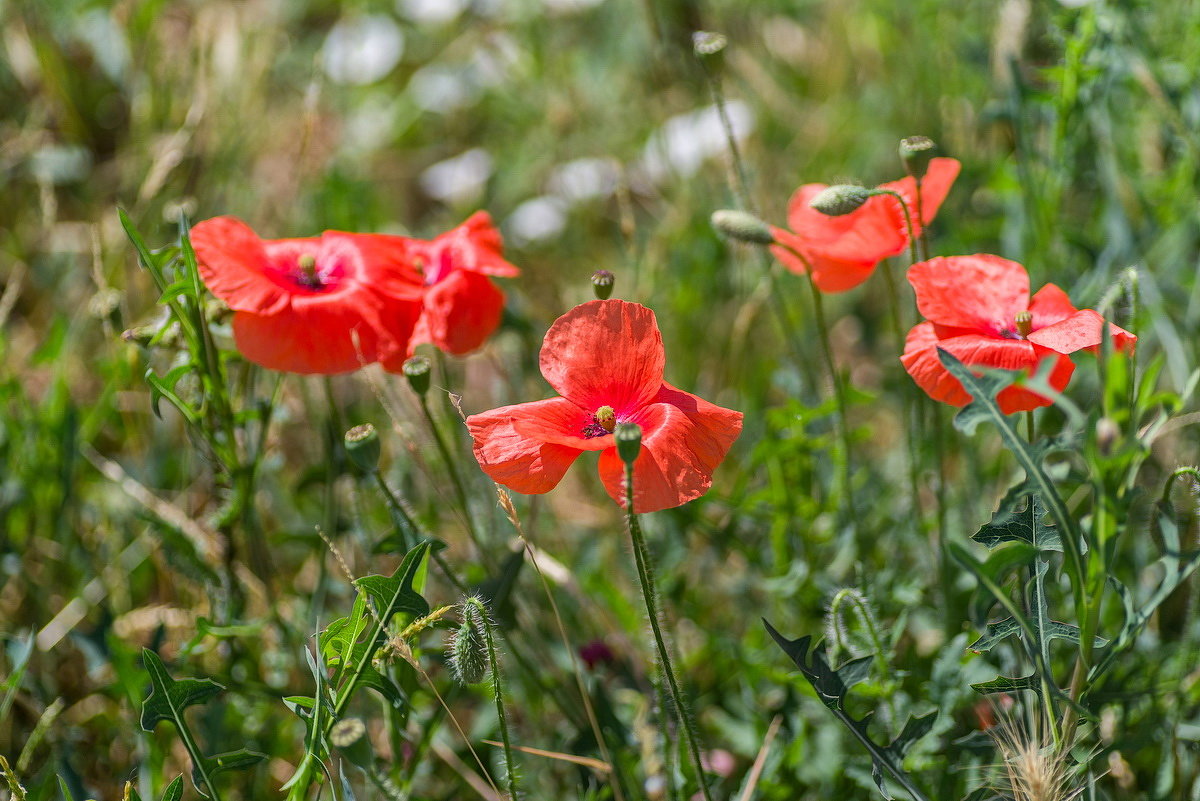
left=139, top=649, right=223, bottom=731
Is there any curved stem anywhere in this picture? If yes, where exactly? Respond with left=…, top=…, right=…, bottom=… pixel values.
left=468, top=597, right=519, bottom=799
left=418, top=395, right=487, bottom=560
left=624, top=465, right=713, bottom=801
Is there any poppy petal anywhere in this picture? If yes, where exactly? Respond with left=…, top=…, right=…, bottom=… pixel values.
left=411, top=269, right=506, bottom=359
left=879, top=157, right=961, bottom=238
left=509, top=397, right=615, bottom=451
left=655, top=382, right=743, bottom=472
left=1027, top=283, right=1077, bottom=330
left=1026, top=309, right=1137, bottom=355
left=411, top=211, right=520, bottom=282
left=786, top=184, right=908, bottom=263
left=596, top=403, right=714, bottom=513
left=908, top=254, right=1030, bottom=332
left=231, top=302, right=389, bottom=375
left=769, top=229, right=878, bottom=292
left=539, top=300, right=666, bottom=415
left=465, top=399, right=585, bottom=494
left=901, top=324, right=1075, bottom=414
left=191, top=216, right=291, bottom=315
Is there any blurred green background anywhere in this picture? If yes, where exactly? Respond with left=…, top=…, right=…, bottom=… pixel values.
left=4, top=0, right=1200, bottom=798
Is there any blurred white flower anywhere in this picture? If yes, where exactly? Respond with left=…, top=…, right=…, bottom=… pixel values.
left=546, top=158, right=620, bottom=203
left=397, top=0, right=468, bottom=24
left=638, top=100, right=755, bottom=185
left=322, top=15, right=405, bottom=86
left=506, top=196, right=568, bottom=246
left=410, top=65, right=481, bottom=113
left=343, top=94, right=401, bottom=155
left=419, top=148, right=494, bottom=205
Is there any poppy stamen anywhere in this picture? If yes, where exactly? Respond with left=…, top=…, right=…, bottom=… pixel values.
left=582, top=405, right=617, bottom=438
left=1015, top=311, right=1034, bottom=338
left=296, top=253, right=323, bottom=289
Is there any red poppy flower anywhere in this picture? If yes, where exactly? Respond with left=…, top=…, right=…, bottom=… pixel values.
left=191, top=216, right=424, bottom=375
left=769, top=157, right=960, bottom=292
left=900, top=254, right=1136, bottom=414
left=380, top=211, right=519, bottom=365
left=465, top=300, right=742, bottom=513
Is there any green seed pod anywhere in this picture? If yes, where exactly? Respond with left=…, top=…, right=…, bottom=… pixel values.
left=344, top=424, right=381, bottom=473
left=591, top=270, right=615, bottom=300
left=330, top=717, right=373, bottom=766
left=808, top=185, right=873, bottom=216
left=899, top=136, right=938, bottom=179
left=449, top=599, right=490, bottom=685
left=402, top=356, right=432, bottom=396
left=614, top=422, right=642, bottom=466
left=710, top=210, right=775, bottom=245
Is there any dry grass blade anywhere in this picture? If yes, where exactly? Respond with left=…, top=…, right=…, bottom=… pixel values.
left=482, top=739, right=611, bottom=774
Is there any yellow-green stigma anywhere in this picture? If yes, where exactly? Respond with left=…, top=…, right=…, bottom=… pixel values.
left=1015, top=311, right=1033, bottom=338
left=297, top=253, right=320, bottom=288
left=582, top=405, right=617, bottom=438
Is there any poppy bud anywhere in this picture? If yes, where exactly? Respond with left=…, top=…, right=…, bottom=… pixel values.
left=402, top=356, right=432, bottom=396
left=330, top=717, right=372, bottom=766
left=809, top=185, right=873, bottom=216
left=1096, top=417, right=1119, bottom=456
left=692, top=30, right=727, bottom=58
left=591, top=270, right=615, bottom=300
left=899, top=136, right=938, bottom=179
left=344, top=424, right=381, bottom=473
left=614, top=422, right=642, bottom=466
left=448, top=597, right=490, bottom=686
left=710, top=210, right=775, bottom=245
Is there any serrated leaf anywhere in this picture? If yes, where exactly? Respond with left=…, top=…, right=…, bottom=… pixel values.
left=968, top=618, right=1022, bottom=653
left=160, top=776, right=184, bottom=801
left=888, top=711, right=937, bottom=757
left=972, top=489, right=1061, bottom=552
left=970, top=674, right=1039, bottom=695
left=354, top=543, right=432, bottom=625
left=140, top=649, right=224, bottom=731
left=764, top=621, right=931, bottom=801
left=938, top=350, right=1084, bottom=587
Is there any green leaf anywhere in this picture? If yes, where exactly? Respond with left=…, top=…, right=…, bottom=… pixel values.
left=160, top=776, right=184, bottom=801
left=140, top=648, right=223, bottom=731
left=57, top=775, right=77, bottom=801
left=764, top=621, right=932, bottom=801
left=937, top=350, right=1084, bottom=583
left=968, top=618, right=1022, bottom=654
left=972, top=488, right=1061, bottom=552
left=970, top=674, right=1039, bottom=695
left=354, top=542, right=432, bottom=627
left=194, top=749, right=266, bottom=784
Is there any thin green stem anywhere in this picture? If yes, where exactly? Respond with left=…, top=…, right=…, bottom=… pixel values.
left=418, top=394, right=486, bottom=560
left=624, top=464, right=713, bottom=801
left=804, top=274, right=857, bottom=522
left=880, top=258, right=924, bottom=524
left=371, top=470, right=470, bottom=596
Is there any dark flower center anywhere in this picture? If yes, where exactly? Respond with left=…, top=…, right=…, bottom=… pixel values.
left=581, top=405, right=617, bottom=438
left=294, top=253, right=325, bottom=289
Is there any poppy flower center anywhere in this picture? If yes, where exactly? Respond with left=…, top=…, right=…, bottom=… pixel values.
left=581, top=405, right=617, bottom=438
left=999, top=310, right=1035, bottom=340
left=293, top=253, right=326, bottom=290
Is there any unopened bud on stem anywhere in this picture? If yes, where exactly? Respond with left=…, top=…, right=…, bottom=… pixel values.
left=344, top=424, right=381, bottom=473
left=710, top=210, right=775, bottom=245
left=809, top=185, right=873, bottom=216
left=899, top=136, right=938, bottom=179
left=448, top=598, right=490, bottom=685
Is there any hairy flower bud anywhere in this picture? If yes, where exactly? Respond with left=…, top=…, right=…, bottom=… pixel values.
left=330, top=717, right=372, bottom=765
left=615, top=422, right=642, bottom=466
left=448, top=598, right=490, bottom=685
left=710, top=210, right=775, bottom=245
left=591, top=270, right=615, bottom=300
left=402, top=356, right=432, bottom=396
left=809, top=185, right=873, bottom=216
left=899, top=136, right=938, bottom=179
left=344, top=424, right=381, bottom=473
